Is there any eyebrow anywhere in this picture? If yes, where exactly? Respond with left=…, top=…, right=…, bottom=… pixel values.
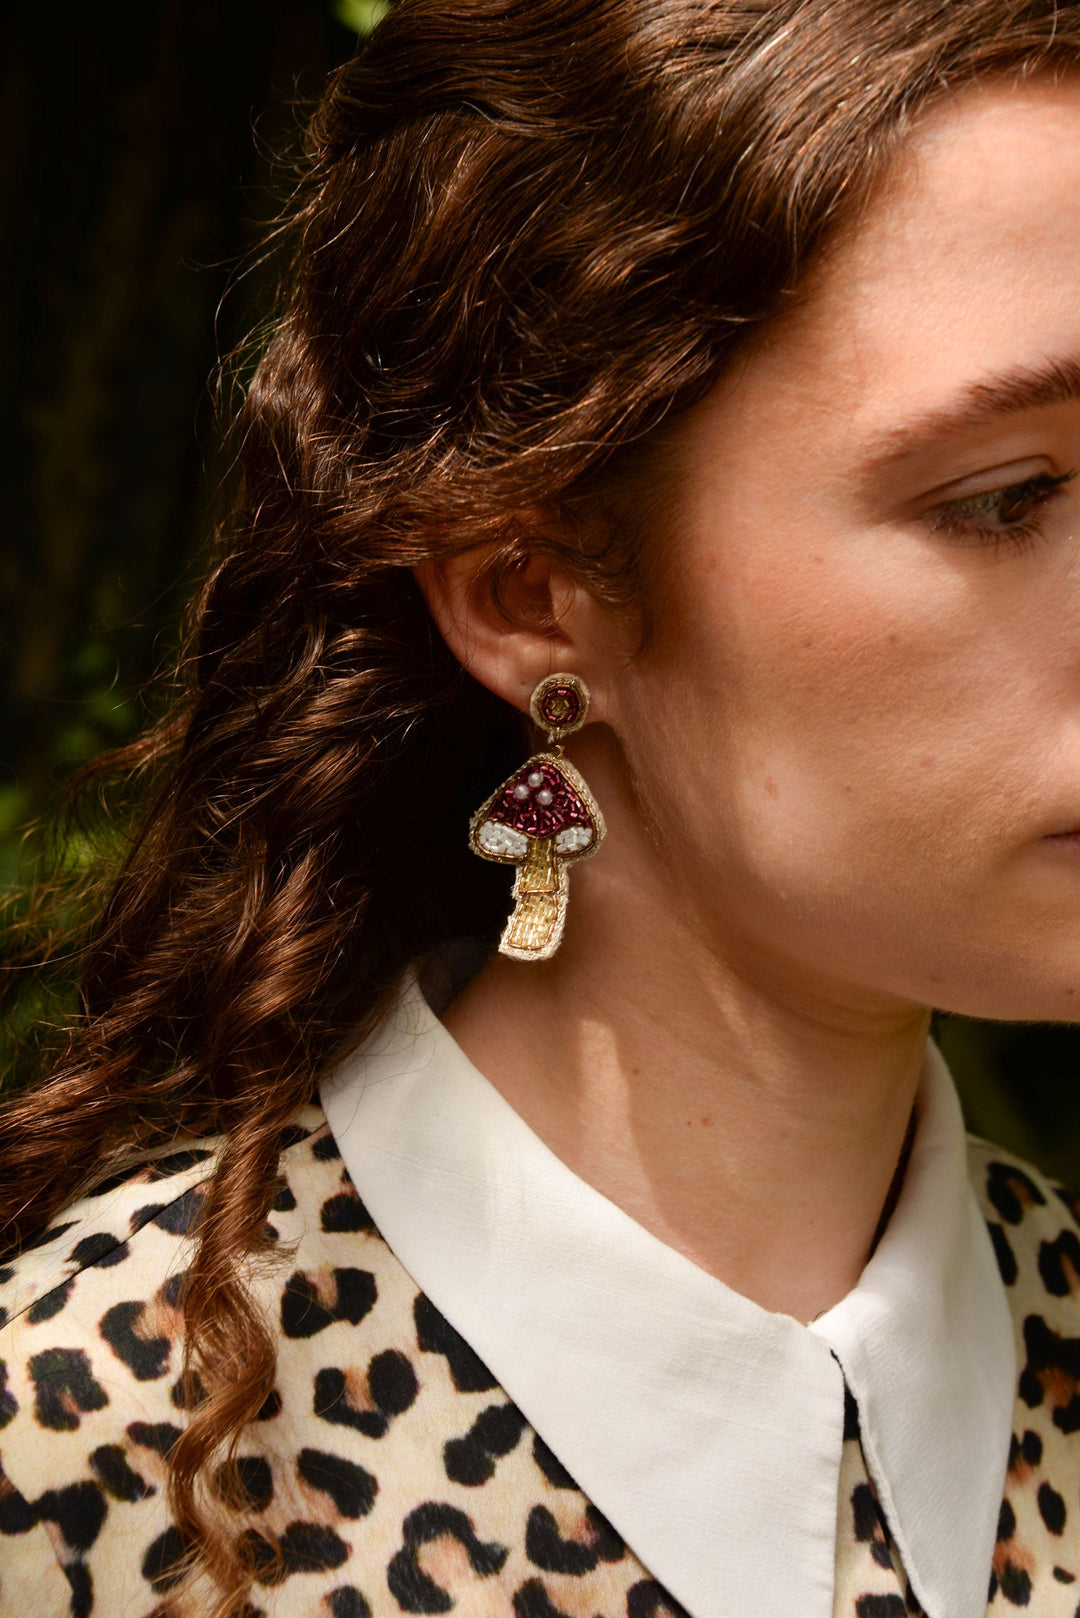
left=861, top=355, right=1080, bottom=472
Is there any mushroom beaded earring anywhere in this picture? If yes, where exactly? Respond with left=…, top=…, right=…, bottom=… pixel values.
left=469, top=673, right=606, bottom=961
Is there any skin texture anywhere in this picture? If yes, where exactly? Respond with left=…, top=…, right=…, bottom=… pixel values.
left=413, top=75, right=1080, bottom=1322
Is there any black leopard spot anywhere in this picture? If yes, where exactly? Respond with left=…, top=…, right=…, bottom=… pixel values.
left=843, top=1384, right=861, bottom=1440
left=279, top=1124, right=311, bottom=1150
left=998, top=1499, right=1017, bottom=1541
left=160, top=1272, right=186, bottom=1310
left=69, top=1232, right=129, bottom=1269
left=313, top=1133, right=342, bottom=1161
left=626, top=1580, right=692, bottom=1618
left=1020, top=1315, right=1080, bottom=1431
left=241, top=1527, right=281, bottom=1583
left=171, top=1367, right=208, bottom=1409
left=145, top=1149, right=214, bottom=1179
left=0, top=1479, right=37, bottom=1535
left=369, top=1348, right=419, bottom=1415
left=414, top=1294, right=497, bottom=1392
left=281, top=1269, right=376, bottom=1338
left=90, top=1444, right=154, bottom=1502
left=28, top=1347, right=108, bottom=1430
left=531, top=1434, right=576, bottom=1490
left=99, top=1300, right=171, bottom=1380
left=152, top=1186, right=206, bottom=1236
left=1053, top=1564, right=1076, bottom=1581
left=327, top=1588, right=372, bottom=1618
left=1038, top=1481, right=1067, bottom=1534
left=37, top=1481, right=107, bottom=1553
left=86, top=1166, right=142, bottom=1198
left=986, top=1163, right=1047, bottom=1226
left=513, top=1580, right=572, bottom=1618
left=298, top=1448, right=377, bottom=1518
left=127, top=1420, right=181, bottom=1456
left=27, top=1277, right=76, bottom=1324
left=387, top=1503, right=508, bottom=1612
left=988, top=1223, right=1019, bottom=1286
left=279, top=1520, right=349, bottom=1575
left=850, top=1484, right=892, bottom=1570
left=525, top=1503, right=624, bottom=1574
left=0, top=1362, right=17, bottom=1430
left=257, top=1385, right=283, bottom=1420
left=19, top=1221, right=77, bottom=1254
left=142, top=1525, right=193, bottom=1591
left=445, top=1403, right=527, bottom=1485
left=273, top=1179, right=298, bottom=1213
left=852, top=1483, right=883, bottom=1542
left=313, top=1367, right=386, bottom=1437
left=997, top=1563, right=1032, bottom=1604
left=314, top=1351, right=417, bottom=1438
left=65, top=1559, right=93, bottom=1618
left=1008, top=1429, right=1044, bottom=1473
left=855, top=1600, right=906, bottom=1618
left=214, top=1456, right=274, bottom=1512
left=1040, top=1230, right=1080, bottom=1297
left=321, top=1192, right=375, bottom=1233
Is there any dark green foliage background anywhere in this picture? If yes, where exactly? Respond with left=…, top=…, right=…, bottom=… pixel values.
left=2, top=1, right=1079, bottom=1179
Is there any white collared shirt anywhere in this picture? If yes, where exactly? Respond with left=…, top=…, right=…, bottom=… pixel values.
left=320, top=960, right=1016, bottom=1618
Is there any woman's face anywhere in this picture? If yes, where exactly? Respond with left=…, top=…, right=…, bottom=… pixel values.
left=612, top=74, right=1080, bottom=1023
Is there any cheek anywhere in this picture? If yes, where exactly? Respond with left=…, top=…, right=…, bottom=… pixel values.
left=637, top=539, right=1039, bottom=902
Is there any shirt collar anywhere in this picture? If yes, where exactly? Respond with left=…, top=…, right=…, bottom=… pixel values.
left=321, top=964, right=1015, bottom=1618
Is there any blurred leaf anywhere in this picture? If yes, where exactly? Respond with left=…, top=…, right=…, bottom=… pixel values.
left=334, top=0, right=392, bottom=36
left=0, top=788, right=31, bottom=890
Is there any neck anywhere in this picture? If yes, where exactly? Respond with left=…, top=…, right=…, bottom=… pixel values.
left=442, top=827, right=929, bottom=1324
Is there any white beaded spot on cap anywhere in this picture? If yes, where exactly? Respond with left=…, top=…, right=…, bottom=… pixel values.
left=478, top=820, right=528, bottom=857
left=555, top=824, right=593, bottom=853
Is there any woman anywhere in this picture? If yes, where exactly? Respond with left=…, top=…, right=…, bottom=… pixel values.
left=2, top=0, right=1079, bottom=1613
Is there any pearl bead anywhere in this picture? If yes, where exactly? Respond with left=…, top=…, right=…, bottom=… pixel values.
left=536, top=788, right=554, bottom=806
left=527, top=771, right=544, bottom=788
left=513, top=783, right=530, bottom=800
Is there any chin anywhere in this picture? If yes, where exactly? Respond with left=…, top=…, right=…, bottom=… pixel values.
left=931, top=973, right=1080, bottom=1026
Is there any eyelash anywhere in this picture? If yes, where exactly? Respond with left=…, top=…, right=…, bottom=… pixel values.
left=927, top=469, right=1077, bottom=552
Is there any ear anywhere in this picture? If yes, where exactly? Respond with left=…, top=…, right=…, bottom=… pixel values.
left=412, top=536, right=622, bottom=723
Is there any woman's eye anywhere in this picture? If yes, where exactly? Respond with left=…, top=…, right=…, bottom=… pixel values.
left=927, top=469, right=1076, bottom=548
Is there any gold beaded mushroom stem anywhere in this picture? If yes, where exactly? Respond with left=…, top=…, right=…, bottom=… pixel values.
left=468, top=673, right=605, bottom=961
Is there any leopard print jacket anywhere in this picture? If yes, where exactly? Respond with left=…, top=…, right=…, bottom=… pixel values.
left=0, top=1110, right=1077, bottom=1617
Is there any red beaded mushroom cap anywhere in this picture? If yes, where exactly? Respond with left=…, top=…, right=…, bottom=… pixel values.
left=489, top=760, right=591, bottom=839
left=471, top=756, right=599, bottom=865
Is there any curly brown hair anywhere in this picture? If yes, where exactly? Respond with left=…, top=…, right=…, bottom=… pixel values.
left=4, top=0, right=1079, bottom=1609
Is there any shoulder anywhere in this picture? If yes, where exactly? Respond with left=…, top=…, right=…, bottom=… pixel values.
left=0, top=1107, right=334, bottom=1338
left=0, top=1108, right=655, bottom=1618
left=0, top=1109, right=336, bottom=1500
left=0, top=1105, right=399, bottom=1605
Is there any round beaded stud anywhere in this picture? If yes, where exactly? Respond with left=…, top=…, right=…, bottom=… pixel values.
left=528, top=672, right=589, bottom=751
